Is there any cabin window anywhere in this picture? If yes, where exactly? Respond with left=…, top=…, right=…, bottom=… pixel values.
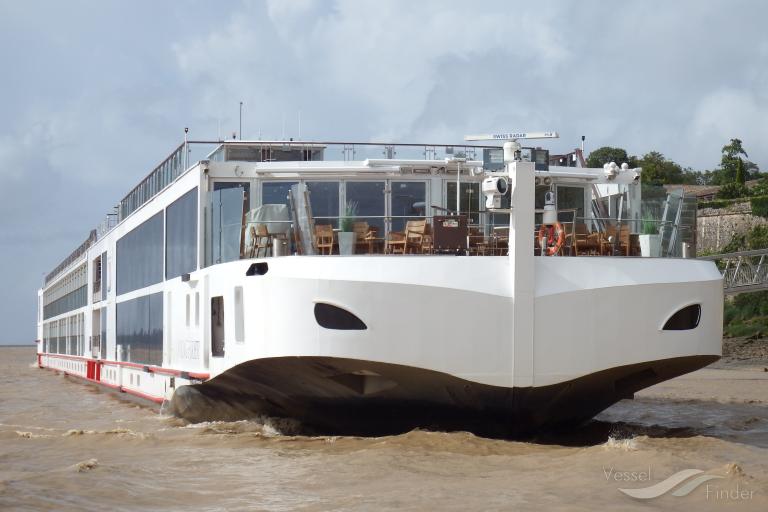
left=101, top=307, right=107, bottom=361
left=49, top=321, right=57, bottom=354
left=346, top=181, right=386, bottom=234
left=262, top=181, right=297, bottom=207
left=166, top=187, right=198, bottom=280
left=116, top=211, right=164, bottom=295
left=211, top=183, right=249, bottom=264
left=116, top=293, right=163, bottom=366
left=106, top=253, right=111, bottom=296
left=446, top=182, right=481, bottom=225
left=42, top=263, right=87, bottom=320
left=211, top=296, right=225, bottom=357
left=93, top=255, right=102, bottom=302
left=391, top=182, right=426, bottom=231
left=556, top=186, right=586, bottom=222
left=69, top=316, right=77, bottom=356
left=306, top=181, right=340, bottom=228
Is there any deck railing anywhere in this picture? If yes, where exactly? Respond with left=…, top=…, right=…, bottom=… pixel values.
left=211, top=213, right=694, bottom=261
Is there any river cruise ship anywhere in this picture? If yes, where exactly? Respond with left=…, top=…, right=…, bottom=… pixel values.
left=36, top=134, right=722, bottom=436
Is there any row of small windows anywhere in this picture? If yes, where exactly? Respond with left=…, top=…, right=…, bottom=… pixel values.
left=43, top=285, right=87, bottom=320
left=42, top=313, right=85, bottom=356
left=119, top=144, right=185, bottom=221
left=116, top=187, right=198, bottom=295
left=43, top=263, right=87, bottom=307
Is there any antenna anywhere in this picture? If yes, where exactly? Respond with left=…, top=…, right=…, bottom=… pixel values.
left=239, top=101, right=243, bottom=140
left=464, top=131, right=559, bottom=142
left=465, top=131, right=558, bottom=165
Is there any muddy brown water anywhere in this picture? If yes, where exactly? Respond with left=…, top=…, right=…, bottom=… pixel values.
left=1, top=346, right=766, bottom=511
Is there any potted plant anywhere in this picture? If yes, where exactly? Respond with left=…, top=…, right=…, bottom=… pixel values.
left=338, top=201, right=358, bottom=255
left=639, top=215, right=661, bottom=257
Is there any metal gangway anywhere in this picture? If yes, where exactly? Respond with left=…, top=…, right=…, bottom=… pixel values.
left=699, top=248, right=768, bottom=295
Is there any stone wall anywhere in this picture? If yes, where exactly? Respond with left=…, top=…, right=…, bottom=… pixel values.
left=697, top=201, right=768, bottom=253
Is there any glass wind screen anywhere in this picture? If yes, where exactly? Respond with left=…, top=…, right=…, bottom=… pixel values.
left=212, top=187, right=245, bottom=264
left=262, top=182, right=298, bottom=207
left=557, top=186, right=585, bottom=221
left=346, top=181, right=385, bottom=234
left=446, top=182, right=481, bottom=225
left=306, top=181, right=340, bottom=227
left=390, top=181, right=426, bottom=231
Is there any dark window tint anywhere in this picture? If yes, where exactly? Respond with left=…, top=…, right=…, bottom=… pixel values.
left=446, top=182, right=481, bottom=225
left=262, top=182, right=297, bottom=206
left=391, top=181, right=426, bottom=231
left=100, top=307, right=107, bottom=360
left=557, top=186, right=585, bottom=221
left=117, top=212, right=164, bottom=295
left=346, top=182, right=385, bottom=234
left=663, top=304, right=701, bottom=330
left=211, top=296, right=225, bottom=357
left=101, top=252, right=107, bottom=301
left=116, top=293, right=163, bottom=366
left=43, top=285, right=86, bottom=319
left=314, top=303, right=367, bottom=330
left=306, top=181, right=339, bottom=227
left=166, top=187, right=198, bottom=279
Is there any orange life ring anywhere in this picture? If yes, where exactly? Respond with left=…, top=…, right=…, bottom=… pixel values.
left=538, top=222, right=566, bottom=256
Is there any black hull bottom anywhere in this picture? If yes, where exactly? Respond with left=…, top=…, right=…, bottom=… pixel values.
left=169, top=355, right=718, bottom=438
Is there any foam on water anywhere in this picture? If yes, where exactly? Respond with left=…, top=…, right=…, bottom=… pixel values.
left=3, top=346, right=768, bottom=511
left=602, top=435, right=641, bottom=451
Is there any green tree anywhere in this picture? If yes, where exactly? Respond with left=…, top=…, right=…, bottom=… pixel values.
left=716, top=182, right=751, bottom=199
left=735, top=158, right=746, bottom=184
left=586, top=146, right=637, bottom=168
left=748, top=225, right=768, bottom=249
left=637, top=151, right=697, bottom=185
left=710, top=138, right=750, bottom=185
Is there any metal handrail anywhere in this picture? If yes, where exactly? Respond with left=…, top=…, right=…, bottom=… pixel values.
left=698, top=248, right=768, bottom=260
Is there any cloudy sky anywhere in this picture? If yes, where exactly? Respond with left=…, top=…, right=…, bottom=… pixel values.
left=1, top=0, right=767, bottom=344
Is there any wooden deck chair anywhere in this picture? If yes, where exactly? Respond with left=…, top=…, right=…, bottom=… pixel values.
left=315, top=224, right=334, bottom=255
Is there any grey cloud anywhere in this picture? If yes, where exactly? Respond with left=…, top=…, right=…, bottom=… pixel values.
left=1, top=0, right=767, bottom=343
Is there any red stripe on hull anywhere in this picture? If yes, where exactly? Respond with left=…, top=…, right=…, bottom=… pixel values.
left=37, top=352, right=209, bottom=380
left=40, top=362, right=165, bottom=405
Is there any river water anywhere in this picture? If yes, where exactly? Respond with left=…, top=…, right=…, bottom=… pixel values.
left=1, top=346, right=766, bottom=511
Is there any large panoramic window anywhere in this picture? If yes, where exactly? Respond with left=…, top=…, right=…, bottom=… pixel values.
left=391, top=181, right=426, bottom=231
left=346, top=181, right=386, bottom=234
left=166, top=187, right=198, bottom=279
left=211, top=187, right=245, bottom=264
left=306, top=181, right=339, bottom=227
left=116, top=212, right=164, bottom=295
left=446, top=182, right=481, bottom=225
left=116, top=293, right=163, bottom=366
left=262, top=181, right=297, bottom=207
left=557, top=186, right=585, bottom=222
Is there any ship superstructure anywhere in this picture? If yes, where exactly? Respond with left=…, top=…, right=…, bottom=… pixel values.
left=36, top=135, right=721, bottom=435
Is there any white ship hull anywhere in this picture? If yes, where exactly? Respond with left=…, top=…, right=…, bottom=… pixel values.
left=166, top=254, right=721, bottom=434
